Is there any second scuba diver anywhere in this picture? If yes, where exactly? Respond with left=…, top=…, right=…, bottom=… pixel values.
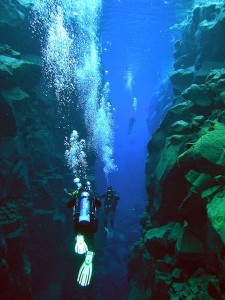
left=100, top=185, right=119, bottom=232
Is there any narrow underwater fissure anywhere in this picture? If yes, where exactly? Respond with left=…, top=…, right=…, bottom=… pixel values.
left=3, top=0, right=225, bottom=299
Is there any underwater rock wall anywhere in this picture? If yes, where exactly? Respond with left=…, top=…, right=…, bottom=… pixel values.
left=0, top=1, right=89, bottom=299
left=129, top=3, right=225, bottom=300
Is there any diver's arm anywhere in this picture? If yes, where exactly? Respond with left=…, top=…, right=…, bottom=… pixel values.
left=66, top=191, right=78, bottom=208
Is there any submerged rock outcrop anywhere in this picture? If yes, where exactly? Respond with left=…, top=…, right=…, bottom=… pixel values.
left=129, top=3, right=225, bottom=299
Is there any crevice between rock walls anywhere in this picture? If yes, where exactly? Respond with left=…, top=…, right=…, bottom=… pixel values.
left=129, top=3, right=225, bottom=300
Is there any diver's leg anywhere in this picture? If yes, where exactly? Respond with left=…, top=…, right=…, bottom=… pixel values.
left=104, top=209, right=108, bottom=228
left=110, top=210, right=115, bottom=228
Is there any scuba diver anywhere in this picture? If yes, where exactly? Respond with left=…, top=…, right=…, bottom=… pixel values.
left=128, top=117, right=136, bottom=135
left=65, top=178, right=101, bottom=287
left=100, top=185, right=119, bottom=232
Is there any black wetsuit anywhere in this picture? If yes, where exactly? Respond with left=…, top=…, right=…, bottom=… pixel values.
left=100, top=190, right=119, bottom=228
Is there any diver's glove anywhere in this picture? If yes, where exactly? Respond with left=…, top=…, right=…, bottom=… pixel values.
left=75, top=234, right=88, bottom=254
left=77, top=251, right=94, bottom=286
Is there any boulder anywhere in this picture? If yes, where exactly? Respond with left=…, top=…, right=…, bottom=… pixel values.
left=178, top=122, right=225, bottom=169
left=170, top=67, right=194, bottom=96
left=145, top=222, right=183, bottom=259
left=182, top=84, right=211, bottom=107
left=174, top=52, right=196, bottom=70
left=171, top=120, right=190, bottom=133
left=162, top=101, right=194, bottom=128
left=195, top=61, right=225, bottom=84
left=185, top=170, right=212, bottom=192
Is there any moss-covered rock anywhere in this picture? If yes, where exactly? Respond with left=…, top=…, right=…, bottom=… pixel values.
left=182, top=84, right=211, bottom=107
left=171, top=120, right=191, bottom=133
left=178, top=122, right=225, bottom=168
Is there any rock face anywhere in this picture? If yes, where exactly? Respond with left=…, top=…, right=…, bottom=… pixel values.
left=0, top=2, right=89, bottom=299
left=129, top=3, right=225, bottom=299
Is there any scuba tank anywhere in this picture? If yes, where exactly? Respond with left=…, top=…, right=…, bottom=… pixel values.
left=72, top=178, right=92, bottom=223
left=79, top=191, right=90, bottom=223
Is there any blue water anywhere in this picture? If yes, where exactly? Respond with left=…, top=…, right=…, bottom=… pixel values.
left=31, top=0, right=194, bottom=211
left=96, top=0, right=187, bottom=210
